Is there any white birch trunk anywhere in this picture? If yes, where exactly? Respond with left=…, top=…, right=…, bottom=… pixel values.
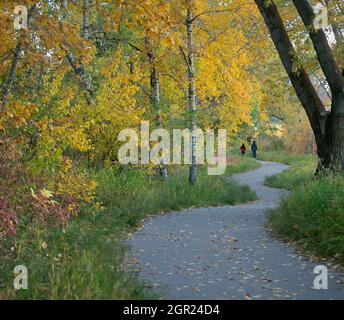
left=186, top=2, right=197, bottom=185
left=150, top=53, right=168, bottom=178
left=82, top=0, right=90, bottom=40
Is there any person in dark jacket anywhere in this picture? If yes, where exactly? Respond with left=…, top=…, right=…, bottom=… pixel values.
left=240, top=144, right=246, bottom=156
left=251, top=141, right=258, bottom=159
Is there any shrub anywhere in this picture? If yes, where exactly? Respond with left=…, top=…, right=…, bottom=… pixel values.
left=0, top=200, right=19, bottom=237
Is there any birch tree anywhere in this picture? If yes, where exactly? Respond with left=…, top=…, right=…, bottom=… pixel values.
left=146, top=38, right=168, bottom=178
left=186, top=0, right=197, bottom=185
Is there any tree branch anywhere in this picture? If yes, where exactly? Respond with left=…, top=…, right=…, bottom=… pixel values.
left=291, top=0, right=344, bottom=98
left=254, top=0, right=328, bottom=143
left=179, top=45, right=192, bottom=74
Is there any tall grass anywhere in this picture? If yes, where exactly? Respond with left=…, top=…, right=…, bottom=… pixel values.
left=0, top=157, right=259, bottom=299
left=269, top=174, right=344, bottom=264
left=262, top=151, right=344, bottom=265
left=258, top=152, right=317, bottom=190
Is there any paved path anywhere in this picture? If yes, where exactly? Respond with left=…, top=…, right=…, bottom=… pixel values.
left=127, top=161, right=344, bottom=299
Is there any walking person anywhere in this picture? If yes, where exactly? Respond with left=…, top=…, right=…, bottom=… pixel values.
left=240, top=143, right=246, bottom=156
left=251, top=141, right=258, bottom=159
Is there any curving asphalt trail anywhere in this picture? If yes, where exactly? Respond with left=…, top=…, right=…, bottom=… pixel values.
left=127, top=161, right=344, bottom=300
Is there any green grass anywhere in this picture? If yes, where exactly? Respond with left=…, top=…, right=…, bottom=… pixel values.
left=226, top=156, right=261, bottom=176
left=257, top=151, right=315, bottom=166
left=261, top=151, right=344, bottom=265
left=0, top=156, right=259, bottom=299
left=258, top=151, right=317, bottom=190
left=269, top=174, right=344, bottom=265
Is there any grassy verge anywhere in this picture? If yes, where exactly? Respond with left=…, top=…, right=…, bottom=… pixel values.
left=258, top=152, right=317, bottom=190
left=269, top=174, right=344, bottom=265
left=0, top=156, right=259, bottom=299
left=261, top=151, right=344, bottom=265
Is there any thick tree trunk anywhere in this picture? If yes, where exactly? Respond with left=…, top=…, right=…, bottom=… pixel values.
left=254, top=0, right=344, bottom=173
left=318, top=96, right=344, bottom=171
left=291, top=0, right=344, bottom=171
left=186, top=3, right=197, bottom=185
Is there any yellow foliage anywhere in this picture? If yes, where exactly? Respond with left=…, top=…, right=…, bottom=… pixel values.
left=51, top=157, right=98, bottom=215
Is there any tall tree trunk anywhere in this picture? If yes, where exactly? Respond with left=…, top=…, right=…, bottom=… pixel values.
left=82, top=0, right=90, bottom=40
left=186, top=2, right=197, bottom=185
left=1, top=5, right=36, bottom=111
left=148, top=51, right=168, bottom=178
left=254, top=0, right=344, bottom=172
left=320, top=95, right=344, bottom=171
left=81, top=0, right=93, bottom=99
left=62, top=0, right=93, bottom=105
left=1, top=42, right=22, bottom=109
left=150, top=66, right=162, bottom=127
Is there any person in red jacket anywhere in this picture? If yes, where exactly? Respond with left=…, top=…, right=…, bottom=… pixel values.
left=240, top=143, right=247, bottom=156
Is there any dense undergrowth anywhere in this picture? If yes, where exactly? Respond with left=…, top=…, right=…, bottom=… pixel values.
left=0, top=157, right=259, bottom=299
